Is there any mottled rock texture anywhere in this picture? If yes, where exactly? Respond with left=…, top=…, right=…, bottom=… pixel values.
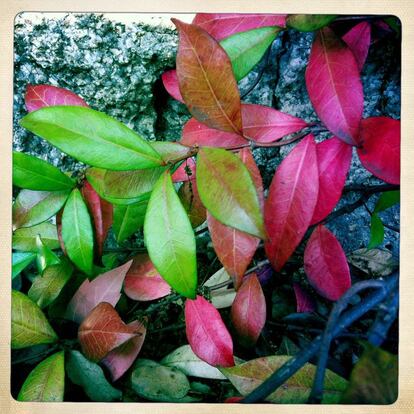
left=13, top=14, right=400, bottom=255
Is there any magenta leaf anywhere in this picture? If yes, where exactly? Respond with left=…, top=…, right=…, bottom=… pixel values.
left=304, top=225, right=351, bottom=301
left=293, top=283, right=316, bottom=313
left=171, top=157, right=197, bottom=182
left=357, top=117, right=400, bottom=185
left=311, top=137, right=352, bottom=225
left=25, top=84, right=88, bottom=112
left=342, top=22, right=371, bottom=72
left=185, top=295, right=235, bottom=367
left=161, top=69, right=184, bottom=103
left=305, top=27, right=363, bottom=146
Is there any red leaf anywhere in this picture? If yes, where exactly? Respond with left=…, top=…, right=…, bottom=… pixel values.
left=101, top=319, right=147, bottom=381
left=181, top=118, right=247, bottom=148
left=161, top=69, right=184, bottom=103
left=264, top=135, right=319, bottom=271
left=185, top=295, right=235, bottom=367
left=311, top=137, right=352, bottom=225
left=65, top=260, right=133, bottom=323
left=171, top=157, right=197, bottom=182
left=293, top=283, right=315, bottom=313
left=357, top=117, right=400, bottom=185
left=81, top=180, right=113, bottom=257
left=208, top=148, right=263, bottom=289
left=193, top=13, right=287, bottom=41
left=124, top=254, right=171, bottom=301
left=242, top=104, right=308, bottom=143
left=25, top=84, right=88, bottom=112
left=231, top=274, right=266, bottom=347
left=304, top=225, right=351, bottom=301
left=178, top=179, right=207, bottom=228
left=305, top=27, right=363, bottom=146
left=78, top=302, right=140, bottom=361
left=172, top=19, right=243, bottom=134
left=342, top=22, right=371, bottom=72
left=224, top=396, right=243, bottom=403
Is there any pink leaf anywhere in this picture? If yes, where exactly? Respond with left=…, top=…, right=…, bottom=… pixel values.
left=305, top=27, right=363, bottom=146
left=181, top=117, right=248, bottom=148
left=171, top=157, right=197, bottom=182
left=123, top=254, right=171, bottom=301
left=311, top=137, right=352, bottom=225
left=193, top=13, right=287, bottom=41
left=65, top=260, right=133, bottom=323
left=293, top=283, right=315, bottom=313
left=342, top=22, right=371, bottom=72
left=185, top=295, right=235, bottom=367
left=242, top=104, right=308, bottom=143
left=231, top=274, right=266, bottom=347
left=101, top=319, right=147, bottom=381
left=161, top=69, right=184, bottom=103
left=224, top=396, right=243, bottom=403
left=264, top=135, right=319, bottom=271
left=357, top=117, right=400, bottom=185
left=304, top=225, right=351, bottom=301
left=81, top=180, right=113, bottom=257
left=25, top=84, right=88, bottom=112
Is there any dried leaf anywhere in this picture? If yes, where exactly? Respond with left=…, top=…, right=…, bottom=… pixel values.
left=347, top=248, right=398, bottom=278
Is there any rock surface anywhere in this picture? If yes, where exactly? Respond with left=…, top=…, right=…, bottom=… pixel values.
left=13, top=13, right=400, bottom=255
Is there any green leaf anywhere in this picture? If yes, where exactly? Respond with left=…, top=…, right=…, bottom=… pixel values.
left=196, top=147, right=265, bottom=238
left=13, top=151, right=76, bottom=191
left=66, top=350, right=122, bottom=402
left=368, top=213, right=385, bottom=249
left=221, top=26, right=281, bottom=81
left=113, top=200, right=148, bottom=242
left=28, top=258, right=74, bottom=308
left=220, top=355, right=347, bottom=403
left=13, top=189, right=70, bottom=230
left=17, top=351, right=64, bottom=401
left=144, top=171, right=197, bottom=298
left=131, top=359, right=191, bottom=402
left=11, top=290, right=58, bottom=349
left=12, top=252, right=36, bottom=279
left=341, top=344, right=398, bottom=404
left=373, top=190, right=400, bottom=214
left=151, top=141, right=191, bottom=163
left=35, top=235, right=61, bottom=273
left=286, top=15, right=337, bottom=31
left=12, top=222, right=60, bottom=251
left=20, top=106, right=163, bottom=171
left=62, top=188, right=94, bottom=275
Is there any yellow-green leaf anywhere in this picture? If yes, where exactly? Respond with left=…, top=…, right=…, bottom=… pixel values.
left=13, top=222, right=60, bottom=252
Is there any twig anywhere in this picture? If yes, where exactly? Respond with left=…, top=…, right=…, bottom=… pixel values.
left=343, top=184, right=399, bottom=194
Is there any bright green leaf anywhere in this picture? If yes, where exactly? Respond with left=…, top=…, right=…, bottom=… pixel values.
left=196, top=147, right=265, bottom=238
left=373, top=190, right=400, bottom=214
left=17, top=351, right=64, bottom=401
left=144, top=171, right=197, bottom=298
left=12, top=252, right=36, bottom=279
left=28, top=258, right=73, bottom=308
left=13, top=222, right=60, bottom=252
left=13, top=189, right=70, bottom=230
left=62, top=188, right=94, bottom=275
left=286, top=15, right=337, bottom=31
left=20, top=106, right=163, bottom=171
left=66, top=350, right=122, bottom=402
left=13, top=151, right=76, bottom=191
left=221, top=26, right=281, bottom=81
left=368, top=213, right=385, bottom=249
left=35, top=235, right=61, bottom=273
left=113, top=200, right=148, bottom=242
left=11, top=290, right=58, bottom=349
left=220, top=355, right=347, bottom=404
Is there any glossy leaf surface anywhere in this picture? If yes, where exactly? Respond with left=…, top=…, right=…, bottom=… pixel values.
left=161, top=69, right=184, bottom=103
left=113, top=200, right=148, bottom=242
left=374, top=190, right=400, bottom=213
left=286, top=14, right=337, bottom=31
left=20, top=106, right=163, bottom=170
left=197, top=147, right=265, bottom=238
left=304, top=225, right=351, bottom=301
left=35, top=235, right=60, bottom=273
left=368, top=214, right=385, bottom=249
left=305, top=27, right=363, bottom=145
left=17, top=352, right=64, bottom=402
left=185, top=295, right=235, bottom=367
left=311, top=137, right=352, bottom=225
left=11, top=290, right=58, bottom=349
left=12, top=252, right=36, bottom=279
left=13, top=151, right=75, bottom=191
left=264, top=135, right=319, bottom=271
left=231, top=274, right=266, bottom=347
left=357, top=117, right=400, bottom=184
left=342, top=22, right=371, bottom=71
left=144, top=171, right=197, bottom=298
left=12, top=222, right=60, bottom=251
left=173, top=19, right=242, bottom=134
